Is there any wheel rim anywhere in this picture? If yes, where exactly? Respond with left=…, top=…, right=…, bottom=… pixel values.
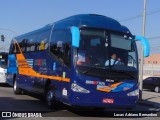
left=46, top=90, right=54, bottom=106
left=14, top=81, right=17, bottom=91
left=155, top=86, right=159, bottom=93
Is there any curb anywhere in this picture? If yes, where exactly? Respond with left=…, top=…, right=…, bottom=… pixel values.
left=138, top=100, right=160, bottom=109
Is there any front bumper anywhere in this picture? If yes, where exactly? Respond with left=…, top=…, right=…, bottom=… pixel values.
left=69, top=89, right=138, bottom=108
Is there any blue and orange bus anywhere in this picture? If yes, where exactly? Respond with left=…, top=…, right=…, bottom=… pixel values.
left=7, top=14, right=150, bottom=109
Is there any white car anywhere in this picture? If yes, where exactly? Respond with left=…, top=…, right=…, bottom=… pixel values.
left=0, top=59, right=7, bottom=83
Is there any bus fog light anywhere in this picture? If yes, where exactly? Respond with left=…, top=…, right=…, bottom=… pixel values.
left=127, top=89, right=139, bottom=96
left=71, top=83, right=90, bottom=93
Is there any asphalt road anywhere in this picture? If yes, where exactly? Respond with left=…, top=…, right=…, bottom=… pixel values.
left=142, top=89, right=160, bottom=103
left=0, top=84, right=159, bottom=120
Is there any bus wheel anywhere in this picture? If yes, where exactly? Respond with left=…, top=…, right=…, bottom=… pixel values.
left=46, top=85, right=57, bottom=109
left=13, top=79, right=22, bottom=95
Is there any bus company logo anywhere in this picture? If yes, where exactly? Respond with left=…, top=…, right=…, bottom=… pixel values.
left=34, top=59, right=46, bottom=66
left=86, top=80, right=105, bottom=85
left=106, top=79, right=114, bottom=82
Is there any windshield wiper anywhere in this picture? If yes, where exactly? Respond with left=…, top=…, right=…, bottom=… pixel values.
left=82, top=68, right=94, bottom=74
left=82, top=66, right=105, bottom=74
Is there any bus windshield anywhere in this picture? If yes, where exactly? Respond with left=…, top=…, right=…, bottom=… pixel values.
left=75, top=28, right=138, bottom=78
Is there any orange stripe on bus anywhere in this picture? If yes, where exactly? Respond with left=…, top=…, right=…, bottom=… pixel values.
left=16, top=54, right=70, bottom=82
left=97, top=88, right=111, bottom=92
left=110, top=82, right=123, bottom=88
left=97, top=82, right=123, bottom=92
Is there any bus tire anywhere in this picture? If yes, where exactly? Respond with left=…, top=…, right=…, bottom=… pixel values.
left=13, top=78, right=22, bottom=95
left=45, top=84, right=57, bottom=109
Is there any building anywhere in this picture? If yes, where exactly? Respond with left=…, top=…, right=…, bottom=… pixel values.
left=144, top=54, right=160, bottom=64
left=144, top=54, right=160, bottom=77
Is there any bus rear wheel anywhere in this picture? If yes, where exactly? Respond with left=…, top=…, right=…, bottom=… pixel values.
left=46, top=85, right=58, bottom=109
left=13, top=79, right=22, bottom=95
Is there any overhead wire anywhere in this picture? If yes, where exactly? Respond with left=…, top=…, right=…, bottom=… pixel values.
left=120, top=9, right=160, bottom=22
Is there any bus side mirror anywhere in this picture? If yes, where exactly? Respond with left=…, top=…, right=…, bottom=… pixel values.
left=71, top=26, right=80, bottom=48
left=135, top=35, right=150, bottom=57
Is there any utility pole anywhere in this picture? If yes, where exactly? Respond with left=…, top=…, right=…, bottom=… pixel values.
left=139, top=0, right=147, bottom=100
left=142, top=0, right=147, bottom=36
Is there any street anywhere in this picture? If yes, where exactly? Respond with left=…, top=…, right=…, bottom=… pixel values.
left=142, top=89, right=160, bottom=105
left=0, top=84, right=159, bottom=119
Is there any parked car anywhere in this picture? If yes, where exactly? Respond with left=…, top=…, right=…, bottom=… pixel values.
left=143, top=77, right=160, bottom=93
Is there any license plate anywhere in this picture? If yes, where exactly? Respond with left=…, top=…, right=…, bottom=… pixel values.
left=103, top=98, right=114, bottom=104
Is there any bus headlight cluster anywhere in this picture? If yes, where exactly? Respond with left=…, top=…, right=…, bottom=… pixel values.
left=71, top=83, right=90, bottom=93
left=127, top=89, right=139, bottom=96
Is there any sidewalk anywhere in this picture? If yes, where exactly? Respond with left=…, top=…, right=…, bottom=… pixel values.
left=138, top=90, right=160, bottom=108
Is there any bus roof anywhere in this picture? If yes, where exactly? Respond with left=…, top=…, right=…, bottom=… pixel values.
left=15, top=14, right=131, bottom=39
left=54, top=14, right=131, bottom=33
left=15, top=25, right=52, bottom=40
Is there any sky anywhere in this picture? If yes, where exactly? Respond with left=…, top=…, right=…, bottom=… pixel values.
left=0, top=0, right=160, bottom=54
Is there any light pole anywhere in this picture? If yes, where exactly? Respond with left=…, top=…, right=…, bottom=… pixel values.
left=142, top=0, right=147, bottom=37
left=139, top=0, right=147, bottom=100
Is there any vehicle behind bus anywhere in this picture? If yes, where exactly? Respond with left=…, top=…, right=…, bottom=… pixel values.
left=0, top=52, right=8, bottom=83
left=7, top=14, right=150, bottom=110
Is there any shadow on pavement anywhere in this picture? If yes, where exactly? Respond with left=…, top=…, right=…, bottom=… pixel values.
left=0, top=83, right=11, bottom=87
left=0, top=88, right=159, bottom=118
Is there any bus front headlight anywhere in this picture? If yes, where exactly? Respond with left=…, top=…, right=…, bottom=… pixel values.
left=127, top=89, right=139, bottom=96
left=71, top=83, right=90, bottom=93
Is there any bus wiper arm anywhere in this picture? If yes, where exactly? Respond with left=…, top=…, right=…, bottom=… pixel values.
left=82, top=68, right=95, bottom=74
left=82, top=66, right=104, bottom=74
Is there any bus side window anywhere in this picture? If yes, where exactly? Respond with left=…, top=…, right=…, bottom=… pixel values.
left=63, top=30, right=71, bottom=68
left=50, top=30, right=65, bottom=58
left=50, top=30, right=71, bottom=68
left=26, top=35, right=37, bottom=52
left=20, top=38, right=28, bottom=52
left=13, top=42, right=20, bottom=54
left=38, top=30, right=50, bottom=51
left=9, top=41, right=14, bottom=54
left=39, top=40, right=46, bottom=50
